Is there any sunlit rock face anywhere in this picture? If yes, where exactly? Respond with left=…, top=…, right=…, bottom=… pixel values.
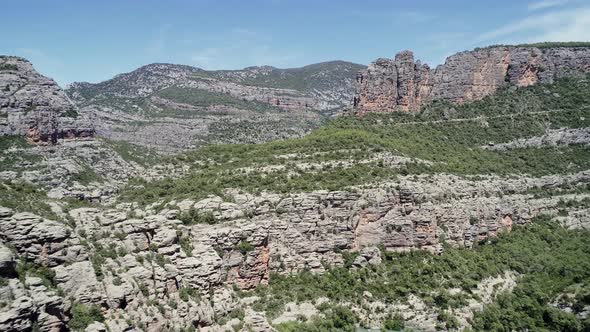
left=0, top=56, right=93, bottom=143
left=354, top=46, right=590, bottom=113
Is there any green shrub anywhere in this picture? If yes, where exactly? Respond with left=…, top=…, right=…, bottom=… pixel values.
left=68, top=303, right=104, bottom=330
left=179, top=235, right=194, bottom=256
left=15, top=259, right=56, bottom=288
left=179, top=207, right=216, bottom=225
left=235, top=241, right=255, bottom=255
left=383, top=313, right=405, bottom=330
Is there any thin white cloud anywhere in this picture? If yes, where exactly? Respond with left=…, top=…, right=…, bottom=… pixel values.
left=477, top=7, right=590, bottom=44
left=188, top=28, right=303, bottom=70
left=528, top=0, right=570, bottom=11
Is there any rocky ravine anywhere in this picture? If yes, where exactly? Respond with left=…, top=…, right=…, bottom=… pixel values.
left=354, top=46, right=590, bottom=113
left=0, top=56, right=94, bottom=143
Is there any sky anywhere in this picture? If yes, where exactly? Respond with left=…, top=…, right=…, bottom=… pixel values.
left=2, top=0, right=590, bottom=87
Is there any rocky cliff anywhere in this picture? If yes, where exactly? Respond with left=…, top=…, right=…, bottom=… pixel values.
left=1, top=53, right=590, bottom=331
left=354, top=46, right=590, bottom=113
left=0, top=56, right=93, bottom=143
left=1, top=170, right=589, bottom=331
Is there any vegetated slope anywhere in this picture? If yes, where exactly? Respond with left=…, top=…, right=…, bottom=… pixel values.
left=1, top=74, right=589, bottom=331
left=114, top=75, right=589, bottom=330
left=121, top=75, right=590, bottom=204
left=65, top=61, right=364, bottom=152
left=207, top=61, right=363, bottom=98
left=257, top=216, right=590, bottom=332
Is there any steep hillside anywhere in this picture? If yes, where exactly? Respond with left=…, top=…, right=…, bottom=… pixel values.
left=0, top=56, right=93, bottom=142
left=354, top=44, right=590, bottom=114
left=66, top=61, right=364, bottom=152
left=2, top=70, right=589, bottom=331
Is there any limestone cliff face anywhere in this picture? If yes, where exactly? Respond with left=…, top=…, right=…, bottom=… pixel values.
left=354, top=46, right=590, bottom=113
left=1, top=170, right=589, bottom=331
left=0, top=56, right=93, bottom=143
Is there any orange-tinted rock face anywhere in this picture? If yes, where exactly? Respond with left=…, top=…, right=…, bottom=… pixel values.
left=354, top=46, right=590, bottom=114
left=228, top=244, right=270, bottom=290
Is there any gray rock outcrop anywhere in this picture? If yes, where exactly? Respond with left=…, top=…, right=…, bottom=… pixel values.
left=0, top=56, right=94, bottom=143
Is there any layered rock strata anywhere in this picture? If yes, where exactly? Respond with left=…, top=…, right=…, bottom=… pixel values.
left=0, top=56, right=93, bottom=143
left=1, top=171, right=589, bottom=331
left=354, top=46, right=590, bottom=113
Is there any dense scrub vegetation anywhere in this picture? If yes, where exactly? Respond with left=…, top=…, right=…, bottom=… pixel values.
left=120, top=76, right=590, bottom=206
left=0, top=63, right=18, bottom=71
left=248, top=216, right=590, bottom=331
left=68, top=303, right=105, bottom=330
left=0, top=137, right=41, bottom=172
left=157, top=86, right=281, bottom=113
left=519, top=41, right=590, bottom=48
left=274, top=304, right=359, bottom=332
left=200, top=61, right=364, bottom=94
left=0, top=180, right=56, bottom=219
left=103, top=139, right=158, bottom=166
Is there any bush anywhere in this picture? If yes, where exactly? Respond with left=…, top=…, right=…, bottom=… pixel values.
left=15, top=259, right=56, bottom=288
left=179, top=287, right=200, bottom=302
left=235, top=241, right=255, bottom=255
left=383, top=313, right=405, bottom=330
left=179, top=207, right=216, bottom=225
left=68, top=303, right=104, bottom=330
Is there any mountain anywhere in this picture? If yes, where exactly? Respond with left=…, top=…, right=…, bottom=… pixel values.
left=66, top=61, right=364, bottom=152
left=354, top=43, right=590, bottom=114
left=0, top=56, right=93, bottom=142
left=1, top=46, right=590, bottom=332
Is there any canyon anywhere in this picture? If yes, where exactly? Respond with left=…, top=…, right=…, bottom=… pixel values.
left=1, top=43, right=590, bottom=331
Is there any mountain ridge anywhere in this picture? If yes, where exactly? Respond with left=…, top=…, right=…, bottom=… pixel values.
left=65, top=60, right=364, bottom=152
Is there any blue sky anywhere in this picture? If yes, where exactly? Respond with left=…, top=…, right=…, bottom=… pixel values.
left=2, top=0, right=589, bottom=86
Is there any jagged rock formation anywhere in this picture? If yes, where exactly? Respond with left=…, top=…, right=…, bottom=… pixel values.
left=1, top=50, right=589, bottom=331
left=354, top=46, right=590, bottom=113
left=65, top=61, right=364, bottom=152
left=1, top=170, right=589, bottom=331
left=0, top=56, right=94, bottom=143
